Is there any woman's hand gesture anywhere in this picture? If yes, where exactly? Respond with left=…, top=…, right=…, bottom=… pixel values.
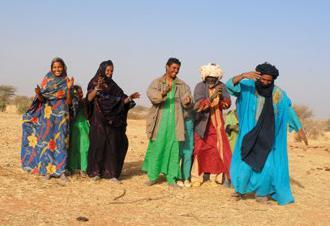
left=67, top=77, right=75, bottom=89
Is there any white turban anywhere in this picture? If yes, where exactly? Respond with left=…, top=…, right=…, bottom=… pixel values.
left=199, top=63, right=224, bottom=81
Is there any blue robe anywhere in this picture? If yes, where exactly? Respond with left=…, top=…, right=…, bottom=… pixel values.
left=226, top=78, right=301, bottom=205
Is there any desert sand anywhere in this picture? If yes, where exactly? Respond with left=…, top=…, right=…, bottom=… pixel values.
left=0, top=112, right=329, bottom=226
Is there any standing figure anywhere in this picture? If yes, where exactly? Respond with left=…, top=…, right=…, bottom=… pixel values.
left=192, top=63, right=232, bottom=186
left=87, top=60, right=140, bottom=182
left=142, top=58, right=193, bottom=188
left=67, top=85, right=90, bottom=175
left=226, top=62, right=307, bottom=205
left=21, top=57, right=74, bottom=180
left=225, top=109, right=239, bottom=152
left=177, top=108, right=194, bottom=188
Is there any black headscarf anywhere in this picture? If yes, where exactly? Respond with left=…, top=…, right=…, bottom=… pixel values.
left=87, top=60, right=133, bottom=127
left=241, top=63, right=278, bottom=172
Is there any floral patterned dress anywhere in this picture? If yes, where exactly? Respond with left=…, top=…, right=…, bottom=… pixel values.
left=21, top=72, right=70, bottom=176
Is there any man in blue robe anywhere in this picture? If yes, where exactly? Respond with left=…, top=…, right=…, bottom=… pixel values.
left=226, top=62, right=307, bottom=205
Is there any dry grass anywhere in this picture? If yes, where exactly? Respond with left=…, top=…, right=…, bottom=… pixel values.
left=0, top=112, right=330, bottom=225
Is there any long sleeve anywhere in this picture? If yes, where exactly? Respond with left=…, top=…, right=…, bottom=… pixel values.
left=288, top=106, right=302, bottom=132
left=146, top=79, right=166, bottom=105
left=180, top=83, right=193, bottom=109
left=220, top=85, right=231, bottom=109
left=226, top=78, right=242, bottom=97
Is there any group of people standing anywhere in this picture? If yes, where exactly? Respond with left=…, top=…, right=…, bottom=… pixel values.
left=142, top=58, right=307, bottom=205
left=21, top=58, right=140, bottom=183
left=20, top=57, right=307, bottom=205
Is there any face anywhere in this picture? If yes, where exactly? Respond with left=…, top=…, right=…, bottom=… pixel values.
left=51, top=62, right=64, bottom=77
left=259, top=74, right=274, bottom=86
left=77, top=88, right=83, bottom=100
left=166, top=63, right=180, bottom=79
left=205, top=76, right=218, bottom=88
left=105, top=65, right=114, bottom=78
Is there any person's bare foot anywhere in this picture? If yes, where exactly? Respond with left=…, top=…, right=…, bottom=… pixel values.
left=110, top=178, right=122, bottom=184
left=184, top=180, right=192, bottom=188
left=176, top=181, right=184, bottom=187
left=168, top=183, right=182, bottom=189
left=80, top=171, right=87, bottom=178
left=255, top=196, right=268, bottom=204
left=144, top=180, right=156, bottom=186
left=92, top=175, right=101, bottom=181
left=231, top=192, right=243, bottom=201
left=192, top=181, right=202, bottom=187
left=60, top=174, right=69, bottom=182
left=44, top=174, right=51, bottom=180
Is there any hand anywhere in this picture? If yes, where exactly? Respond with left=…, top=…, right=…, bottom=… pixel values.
left=129, top=92, right=140, bottom=99
left=161, top=84, right=171, bottom=96
left=183, top=95, right=191, bottom=105
left=210, top=85, right=222, bottom=101
left=214, top=85, right=222, bottom=96
left=195, top=99, right=210, bottom=112
left=298, top=129, right=308, bottom=146
left=35, top=85, right=41, bottom=95
left=67, top=77, right=74, bottom=89
left=95, top=77, right=104, bottom=91
left=242, top=71, right=261, bottom=81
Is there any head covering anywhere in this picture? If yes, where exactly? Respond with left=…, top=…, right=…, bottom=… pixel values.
left=200, top=63, right=224, bottom=81
left=255, top=62, right=279, bottom=80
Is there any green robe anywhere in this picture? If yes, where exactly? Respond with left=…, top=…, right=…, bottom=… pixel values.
left=225, top=110, right=239, bottom=151
left=67, top=109, right=90, bottom=172
left=142, top=80, right=180, bottom=184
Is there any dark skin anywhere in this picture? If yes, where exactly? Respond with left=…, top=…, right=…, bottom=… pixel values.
left=35, top=62, right=74, bottom=104
left=195, top=76, right=223, bottom=112
left=87, top=65, right=140, bottom=103
left=231, top=71, right=308, bottom=146
left=161, top=63, right=191, bottom=104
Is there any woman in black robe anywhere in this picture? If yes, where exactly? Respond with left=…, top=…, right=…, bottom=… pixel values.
left=86, top=60, right=140, bottom=182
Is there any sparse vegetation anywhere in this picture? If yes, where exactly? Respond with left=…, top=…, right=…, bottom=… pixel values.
left=293, top=104, right=325, bottom=139
left=14, top=95, right=33, bottom=114
left=128, top=105, right=149, bottom=120
left=0, top=85, right=16, bottom=112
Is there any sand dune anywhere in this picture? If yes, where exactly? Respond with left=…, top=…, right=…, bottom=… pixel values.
left=0, top=112, right=329, bottom=225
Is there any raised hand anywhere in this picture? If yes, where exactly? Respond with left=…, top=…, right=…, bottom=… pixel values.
left=130, top=92, right=141, bottom=99
left=95, top=77, right=104, bottom=91
left=67, top=77, right=74, bottom=89
left=210, top=85, right=222, bottom=101
left=35, top=85, right=44, bottom=102
left=35, top=85, right=41, bottom=95
left=242, top=71, right=261, bottom=81
left=161, top=84, right=171, bottom=96
left=214, top=85, right=222, bottom=96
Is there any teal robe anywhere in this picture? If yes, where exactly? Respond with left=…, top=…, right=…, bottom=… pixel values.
left=226, top=78, right=302, bottom=205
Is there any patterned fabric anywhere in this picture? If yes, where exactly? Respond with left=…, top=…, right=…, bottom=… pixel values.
left=21, top=72, right=70, bottom=176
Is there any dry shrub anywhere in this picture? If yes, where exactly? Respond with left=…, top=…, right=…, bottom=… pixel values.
left=128, top=105, right=149, bottom=120
left=293, top=104, right=325, bottom=139
left=0, top=85, right=16, bottom=112
left=14, top=95, right=34, bottom=114
left=326, top=119, right=330, bottom=132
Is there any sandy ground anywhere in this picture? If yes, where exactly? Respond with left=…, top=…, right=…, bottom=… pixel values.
left=0, top=112, right=329, bottom=226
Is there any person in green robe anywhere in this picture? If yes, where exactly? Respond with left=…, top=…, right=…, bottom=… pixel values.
left=67, top=85, right=90, bottom=175
left=142, top=58, right=193, bottom=188
left=225, top=109, right=239, bottom=152
left=177, top=109, right=194, bottom=188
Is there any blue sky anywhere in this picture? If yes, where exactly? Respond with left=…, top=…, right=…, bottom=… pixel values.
left=0, top=0, right=329, bottom=118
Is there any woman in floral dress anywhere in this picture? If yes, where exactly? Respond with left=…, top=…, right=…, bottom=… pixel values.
left=20, top=57, right=74, bottom=180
